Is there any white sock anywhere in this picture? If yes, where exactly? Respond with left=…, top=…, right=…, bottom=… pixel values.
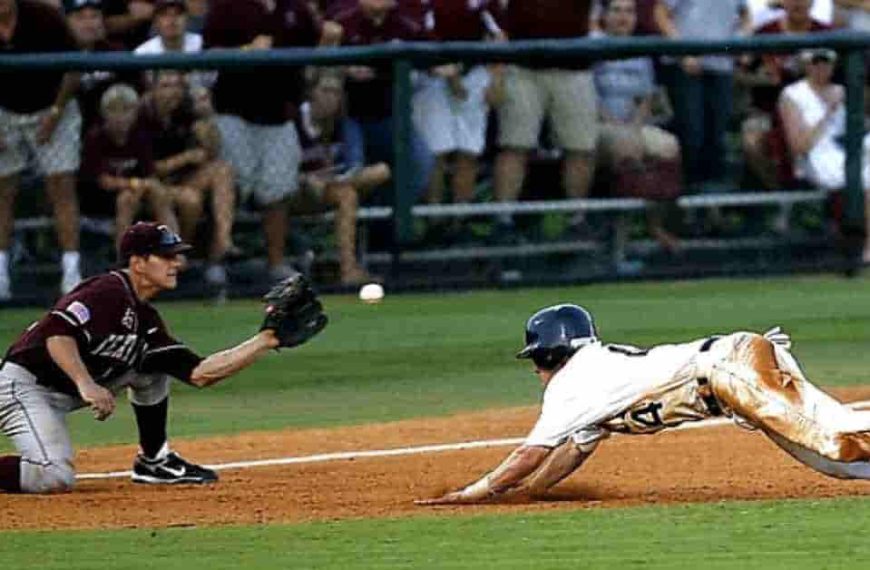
left=61, top=251, right=80, bottom=274
left=0, top=250, right=8, bottom=275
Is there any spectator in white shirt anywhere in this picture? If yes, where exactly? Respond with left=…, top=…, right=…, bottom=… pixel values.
left=133, top=0, right=213, bottom=89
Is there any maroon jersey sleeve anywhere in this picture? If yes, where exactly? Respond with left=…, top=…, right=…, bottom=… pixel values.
left=203, top=0, right=269, bottom=48
left=137, top=308, right=203, bottom=383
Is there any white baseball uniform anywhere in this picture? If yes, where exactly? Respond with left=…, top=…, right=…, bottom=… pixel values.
left=525, top=332, right=870, bottom=479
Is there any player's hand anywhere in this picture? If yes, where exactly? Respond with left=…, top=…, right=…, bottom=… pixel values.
left=415, top=491, right=475, bottom=506
left=77, top=380, right=115, bottom=421
left=681, top=56, right=702, bottom=76
left=36, top=109, right=61, bottom=144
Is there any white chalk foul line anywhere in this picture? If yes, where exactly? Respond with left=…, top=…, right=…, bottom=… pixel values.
left=77, top=400, right=870, bottom=481
left=75, top=419, right=735, bottom=481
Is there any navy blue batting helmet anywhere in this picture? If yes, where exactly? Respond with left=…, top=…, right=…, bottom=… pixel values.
left=516, top=304, right=597, bottom=370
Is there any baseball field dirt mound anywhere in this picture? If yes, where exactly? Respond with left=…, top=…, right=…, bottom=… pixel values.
left=2, top=387, right=870, bottom=531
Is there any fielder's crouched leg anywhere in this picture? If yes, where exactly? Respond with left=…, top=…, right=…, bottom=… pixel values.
left=706, top=333, right=870, bottom=478
left=20, top=457, right=76, bottom=493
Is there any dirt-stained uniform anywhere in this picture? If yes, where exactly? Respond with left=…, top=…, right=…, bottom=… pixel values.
left=528, top=333, right=870, bottom=479
left=0, top=269, right=202, bottom=492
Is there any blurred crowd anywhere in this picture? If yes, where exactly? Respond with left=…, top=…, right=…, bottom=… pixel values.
left=0, top=0, right=868, bottom=300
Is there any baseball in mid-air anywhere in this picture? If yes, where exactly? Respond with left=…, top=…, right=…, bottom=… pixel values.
left=359, top=283, right=384, bottom=304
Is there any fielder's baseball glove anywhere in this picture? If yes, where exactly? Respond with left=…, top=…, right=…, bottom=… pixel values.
left=260, top=272, right=328, bottom=348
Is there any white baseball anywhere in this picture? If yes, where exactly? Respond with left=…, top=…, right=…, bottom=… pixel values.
left=358, top=283, right=384, bottom=304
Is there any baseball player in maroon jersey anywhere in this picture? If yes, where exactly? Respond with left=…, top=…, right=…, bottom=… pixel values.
left=0, top=222, right=326, bottom=493
left=419, top=304, right=870, bottom=505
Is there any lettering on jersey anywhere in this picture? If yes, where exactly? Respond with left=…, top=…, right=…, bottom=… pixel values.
left=92, top=334, right=142, bottom=365
left=67, top=301, right=91, bottom=325
left=121, top=307, right=136, bottom=331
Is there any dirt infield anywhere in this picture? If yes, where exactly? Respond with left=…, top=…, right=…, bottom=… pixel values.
left=3, top=387, right=870, bottom=531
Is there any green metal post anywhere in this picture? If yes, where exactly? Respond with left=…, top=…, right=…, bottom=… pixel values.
left=843, top=49, right=866, bottom=229
left=391, top=58, right=414, bottom=275
left=842, top=48, right=866, bottom=271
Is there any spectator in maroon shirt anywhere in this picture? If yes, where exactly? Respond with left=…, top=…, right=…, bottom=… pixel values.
left=65, top=0, right=142, bottom=132
left=204, top=0, right=337, bottom=280
left=493, top=0, right=598, bottom=238
left=80, top=84, right=175, bottom=248
left=138, top=70, right=236, bottom=286
left=0, top=0, right=83, bottom=301
left=335, top=0, right=434, bottom=206
left=740, top=0, right=831, bottom=191
left=102, top=0, right=155, bottom=49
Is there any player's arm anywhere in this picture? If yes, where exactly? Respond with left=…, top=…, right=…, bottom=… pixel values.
left=187, top=331, right=279, bottom=388
left=517, top=440, right=599, bottom=498
left=416, top=445, right=552, bottom=505
left=45, top=336, right=115, bottom=420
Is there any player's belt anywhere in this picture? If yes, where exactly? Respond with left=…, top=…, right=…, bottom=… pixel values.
left=697, top=337, right=724, bottom=416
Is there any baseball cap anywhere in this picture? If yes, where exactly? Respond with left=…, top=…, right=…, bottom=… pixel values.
left=154, top=0, right=187, bottom=14
left=119, top=222, right=192, bottom=262
left=63, top=0, right=102, bottom=14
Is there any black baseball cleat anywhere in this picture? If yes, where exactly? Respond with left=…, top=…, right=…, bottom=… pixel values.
left=131, top=451, right=219, bottom=485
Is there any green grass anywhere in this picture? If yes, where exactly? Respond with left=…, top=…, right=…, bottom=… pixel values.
left=1, top=497, right=868, bottom=569
left=2, top=274, right=870, bottom=449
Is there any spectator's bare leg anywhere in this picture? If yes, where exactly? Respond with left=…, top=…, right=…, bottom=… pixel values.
left=563, top=152, right=595, bottom=228
left=494, top=149, right=528, bottom=202
left=146, top=183, right=178, bottom=232
left=325, top=182, right=366, bottom=284
left=208, top=161, right=235, bottom=262
left=452, top=153, right=478, bottom=204
left=426, top=155, right=448, bottom=204
left=263, top=202, right=287, bottom=271
left=351, top=163, right=391, bottom=194
left=864, top=196, right=870, bottom=263
left=741, top=126, right=779, bottom=190
left=44, top=173, right=79, bottom=251
left=115, top=189, right=143, bottom=249
left=0, top=175, right=18, bottom=251
left=563, top=152, right=594, bottom=200
left=174, top=186, right=204, bottom=246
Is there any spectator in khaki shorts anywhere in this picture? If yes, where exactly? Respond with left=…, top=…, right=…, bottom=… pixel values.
left=0, top=0, right=83, bottom=301
left=138, top=71, right=235, bottom=286
left=494, top=0, right=598, bottom=237
left=79, top=84, right=175, bottom=248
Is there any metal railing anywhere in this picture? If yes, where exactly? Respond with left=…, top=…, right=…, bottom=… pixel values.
left=2, top=31, right=868, bottom=274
